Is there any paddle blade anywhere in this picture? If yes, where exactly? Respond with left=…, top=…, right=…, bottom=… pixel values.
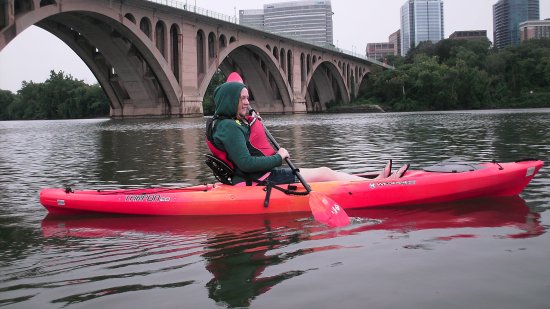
left=308, top=191, right=350, bottom=227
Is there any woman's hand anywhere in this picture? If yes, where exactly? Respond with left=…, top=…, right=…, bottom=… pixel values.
left=277, top=148, right=290, bottom=160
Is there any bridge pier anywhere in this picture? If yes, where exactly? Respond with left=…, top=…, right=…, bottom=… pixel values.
left=292, top=98, right=308, bottom=113
left=180, top=96, right=204, bottom=117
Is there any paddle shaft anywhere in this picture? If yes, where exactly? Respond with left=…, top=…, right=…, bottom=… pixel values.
left=248, top=109, right=312, bottom=192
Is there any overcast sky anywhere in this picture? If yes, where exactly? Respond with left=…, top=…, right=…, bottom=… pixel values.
left=1, top=0, right=549, bottom=92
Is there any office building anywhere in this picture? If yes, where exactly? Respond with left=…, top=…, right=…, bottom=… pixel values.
left=400, top=0, right=444, bottom=56
left=239, top=9, right=265, bottom=30
left=366, top=43, right=395, bottom=60
left=240, top=0, right=333, bottom=46
left=493, top=0, right=539, bottom=49
left=449, top=30, right=488, bottom=41
left=519, top=19, right=550, bottom=42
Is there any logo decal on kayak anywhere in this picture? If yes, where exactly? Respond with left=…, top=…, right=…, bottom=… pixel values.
left=370, top=180, right=416, bottom=189
left=125, top=195, right=171, bottom=202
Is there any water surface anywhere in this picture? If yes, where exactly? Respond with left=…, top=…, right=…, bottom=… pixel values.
left=1, top=109, right=549, bottom=308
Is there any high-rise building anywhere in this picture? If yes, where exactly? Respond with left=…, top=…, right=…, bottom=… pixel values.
left=388, top=30, right=401, bottom=56
left=400, top=0, right=444, bottom=56
left=519, top=19, right=550, bottom=42
left=239, top=9, right=265, bottom=31
left=399, top=0, right=444, bottom=56
left=240, top=0, right=333, bottom=46
left=493, top=0, right=540, bottom=49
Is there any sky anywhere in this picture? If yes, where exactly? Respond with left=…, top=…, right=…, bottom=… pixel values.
left=1, top=0, right=549, bottom=93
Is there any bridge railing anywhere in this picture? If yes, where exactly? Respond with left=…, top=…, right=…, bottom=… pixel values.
left=146, top=0, right=393, bottom=69
left=146, top=0, right=238, bottom=23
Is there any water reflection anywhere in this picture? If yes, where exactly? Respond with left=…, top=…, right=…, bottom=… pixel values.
left=1, top=110, right=550, bottom=308
left=36, top=196, right=541, bottom=307
left=95, top=118, right=210, bottom=186
left=346, top=196, right=543, bottom=239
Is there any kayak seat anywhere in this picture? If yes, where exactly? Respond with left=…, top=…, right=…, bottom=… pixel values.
left=388, top=164, right=410, bottom=178
left=204, top=154, right=234, bottom=185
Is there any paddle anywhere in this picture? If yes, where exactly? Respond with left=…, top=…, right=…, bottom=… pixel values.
left=248, top=108, right=350, bottom=227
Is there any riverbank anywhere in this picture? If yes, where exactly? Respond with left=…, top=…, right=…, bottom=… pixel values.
left=327, top=104, right=386, bottom=113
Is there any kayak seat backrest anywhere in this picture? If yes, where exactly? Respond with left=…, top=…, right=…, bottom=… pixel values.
left=204, top=154, right=234, bottom=185
left=423, top=163, right=487, bottom=173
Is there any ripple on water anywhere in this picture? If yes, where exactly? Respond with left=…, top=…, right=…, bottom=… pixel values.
left=1, top=111, right=550, bottom=308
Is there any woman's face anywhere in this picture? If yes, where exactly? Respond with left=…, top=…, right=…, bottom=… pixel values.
left=236, top=87, right=250, bottom=118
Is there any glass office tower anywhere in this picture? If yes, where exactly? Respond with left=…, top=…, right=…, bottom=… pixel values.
left=493, top=0, right=539, bottom=49
left=400, top=0, right=444, bottom=56
left=240, top=0, right=333, bottom=46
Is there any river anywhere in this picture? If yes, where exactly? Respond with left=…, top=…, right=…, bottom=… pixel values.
left=1, top=109, right=549, bottom=308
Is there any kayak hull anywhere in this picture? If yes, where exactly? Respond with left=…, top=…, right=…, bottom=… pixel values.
left=39, top=160, right=544, bottom=216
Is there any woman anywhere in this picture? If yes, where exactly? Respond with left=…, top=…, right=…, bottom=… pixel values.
left=208, top=81, right=365, bottom=185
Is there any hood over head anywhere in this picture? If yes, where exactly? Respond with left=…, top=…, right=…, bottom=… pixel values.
left=213, top=82, right=247, bottom=118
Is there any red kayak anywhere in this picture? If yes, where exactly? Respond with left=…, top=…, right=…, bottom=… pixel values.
left=39, top=159, right=543, bottom=216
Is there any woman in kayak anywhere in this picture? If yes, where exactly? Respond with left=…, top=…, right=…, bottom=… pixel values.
left=207, top=80, right=365, bottom=185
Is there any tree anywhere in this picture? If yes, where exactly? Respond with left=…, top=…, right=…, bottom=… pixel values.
left=357, top=38, right=550, bottom=111
left=0, top=90, right=16, bottom=120
left=203, top=70, right=226, bottom=115
left=0, top=70, right=109, bottom=120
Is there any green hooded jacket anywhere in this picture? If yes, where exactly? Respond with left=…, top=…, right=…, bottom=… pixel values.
left=211, top=82, right=282, bottom=183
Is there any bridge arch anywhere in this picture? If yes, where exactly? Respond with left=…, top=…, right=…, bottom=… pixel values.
left=139, top=17, right=152, bottom=38
left=1, top=2, right=183, bottom=117
left=155, top=20, right=167, bottom=58
left=304, top=59, right=349, bottom=111
left=1, top=0, right=389, bottom=117
left=201, top=39, right=293, bottom=113
left=169, top=23, right=180, bottom=82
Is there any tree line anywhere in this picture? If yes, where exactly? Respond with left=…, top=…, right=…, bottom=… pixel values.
left=355, top=38, right=550, bottom=111
left=2, top=39, right=549, bottom=120
left=0, top=71, right=109, bottom=120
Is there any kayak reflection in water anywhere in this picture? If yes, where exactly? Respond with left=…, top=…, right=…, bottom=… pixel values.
left=206, top=72, right=366, bottom=186
left=38, top=196, right=542, bottom=306
left=202, top=218, right=306, bottom=307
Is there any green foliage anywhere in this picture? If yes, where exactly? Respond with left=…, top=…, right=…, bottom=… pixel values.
left=0, top=70, right=109, bottom=120
left=203, top=70, right=227, bottom=115
left=0, top=90, right=16, bottom=119
left=359, top=38, right=550, bottom=111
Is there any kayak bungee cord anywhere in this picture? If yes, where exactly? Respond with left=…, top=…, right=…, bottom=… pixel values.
left=63, top=184, right=213, bottom=195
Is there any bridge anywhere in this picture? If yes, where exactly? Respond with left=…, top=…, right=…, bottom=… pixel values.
left=0, top=0, right=392, bottom=118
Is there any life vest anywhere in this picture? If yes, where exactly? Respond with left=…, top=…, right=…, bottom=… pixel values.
left=245, top=115, right=276, bottom=156
left=205, top=114, right=276, bottom=178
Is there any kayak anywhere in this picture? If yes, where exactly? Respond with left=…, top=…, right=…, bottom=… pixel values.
left=39, top=159, right=543, bottom=216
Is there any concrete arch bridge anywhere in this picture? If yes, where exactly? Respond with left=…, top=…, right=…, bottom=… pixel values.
left=0, top=0, right=391, bottom=118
